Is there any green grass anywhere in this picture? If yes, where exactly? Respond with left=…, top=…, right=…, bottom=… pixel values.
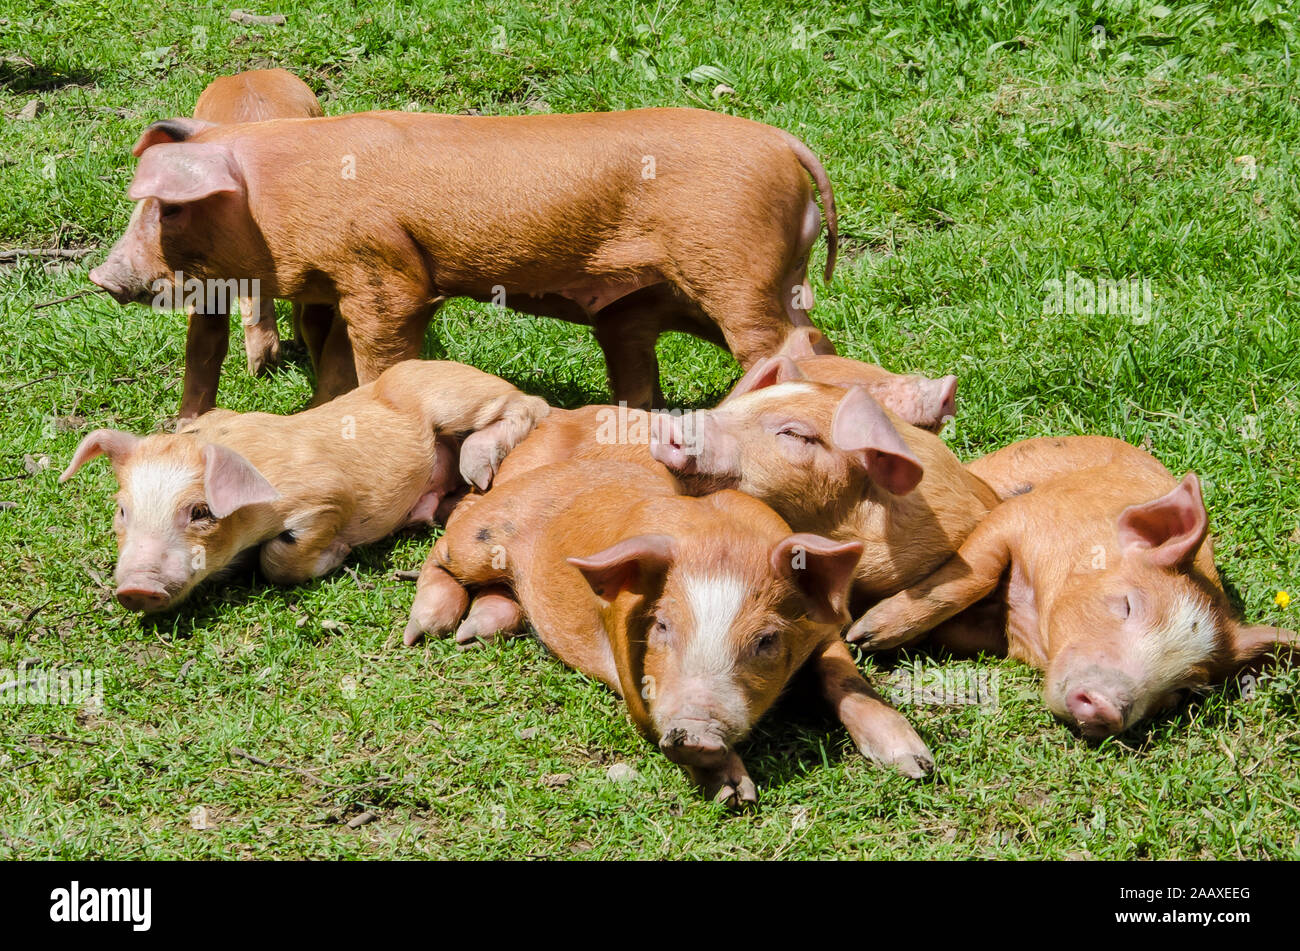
left=1, top=0, right=1298, bottom=858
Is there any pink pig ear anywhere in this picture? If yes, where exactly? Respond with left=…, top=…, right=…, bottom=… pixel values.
left=1117, top=472, right=1208, bottom=568
left=127, top=142, right=243, bottom=204
left=201, top=444, right=280, bottom=518
left=60, top=429, right=141, bottom=482
left=830, top=386, right=925, bottom=496
left=771, top=533, right=863, bottom=624
left=721, top=355, right=805, bottom=404
left=777, top=326, right=836, bottom=360
left=1227, top=622, right=1297, bottom=668
left=568, top=534, right=675, bottom=604
left=131, top=118, right=219, bottom=157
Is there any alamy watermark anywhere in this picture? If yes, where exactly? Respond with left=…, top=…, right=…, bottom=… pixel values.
left=1043, top=270, right=1152, bottom=324
left=881, top=666, right=1000, bottom=709
left=594, top=402, right=702, bottom=454
left=150, top=272, right=261, bottom=314
left=0, top=667, right=103, bottom=705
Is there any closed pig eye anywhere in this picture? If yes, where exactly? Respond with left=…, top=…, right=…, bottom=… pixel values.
left=776, top=427, right=816, bottom=444
left=189, top=503, right=215, bottom=524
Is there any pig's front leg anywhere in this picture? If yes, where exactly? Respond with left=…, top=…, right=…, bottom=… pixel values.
left=814, top=639, right=934, bottom=778
left=846, top=514, right=1013, bottom=649
left=180, top=311, right=230, bottom=420
left=259, top=506, right=351, bottom=584
left=337, top=295, right=428, bottom=387
left=685, top=749, right=758, bottom=810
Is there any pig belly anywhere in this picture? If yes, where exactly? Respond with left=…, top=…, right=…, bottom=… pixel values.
left=461, top=275, right=663, bottom=324
left=401, top=436, right=465, bottom=528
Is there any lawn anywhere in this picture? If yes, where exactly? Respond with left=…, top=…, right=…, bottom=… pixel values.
left=0, top=0, right=1297, bottom=859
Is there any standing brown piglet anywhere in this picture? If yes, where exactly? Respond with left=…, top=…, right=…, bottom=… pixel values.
left=89, top=107, right=839, bottom=410
left=134, top=69, right=334, bottom=419
left=60, top=361, right=548, bottom=612
left=404, top=461, right=933, bottom=805
left=849, top=436, right=1296, bottom=737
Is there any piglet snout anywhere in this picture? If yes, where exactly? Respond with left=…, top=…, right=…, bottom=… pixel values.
left=1066, top=687, right=1126, bottom=737
left=648, top=414, right=696, bottom=474
left=932, top=374, right=958, bottom=426
left=658, top=720, right=729, bottom=768
left=115, top=581, right=171, bottom=613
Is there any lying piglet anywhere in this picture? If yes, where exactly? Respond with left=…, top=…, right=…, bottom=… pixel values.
left=60, top=361, right=548, bottom=612
left=405, top=461, right=933, bottom=805
left=725, top=327, right=957, bottom=433
left=650, top=356, right=1000, bottom=601
left=491, top=343, right=960, bottom=485
left=850, top=436, right=1296, bottom=737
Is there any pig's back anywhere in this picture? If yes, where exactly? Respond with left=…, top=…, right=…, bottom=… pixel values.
left=193, top=69, right=323, bottom=124
left=968, top=435, right=1173, bottom=500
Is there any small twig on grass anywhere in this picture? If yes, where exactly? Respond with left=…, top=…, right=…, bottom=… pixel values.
left=229, top=746, right=342, bottom=788
left=33, top=288, right=105, bottom=311
left=393, top=569, right=421, bottom=581
left=0, top=248, right=94, bottom=263
left=0, top=372, right=63, bottom=396
left=230, top=10, right=286, bottom=25
left=27, top=733, right=97, bottom=747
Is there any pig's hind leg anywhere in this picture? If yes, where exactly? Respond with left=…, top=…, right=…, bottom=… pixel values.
left=455, top=584, right=527, bottom=646
left=814, top=639, right=934, bottom=779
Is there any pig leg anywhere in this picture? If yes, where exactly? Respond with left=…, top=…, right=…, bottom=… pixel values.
left=339, top=298, right=430, bottom=387
left=685, top=750, right=758, bottom=809
left=455, top=584, right=528, bottom=646
left=814, top=639, right=934, bottom=778
left=592, top=306, right=665, bottom=410
left=847, top=514, right=1013, bottom=649
left=297, top=303, right=337, bottom=373
left=688, top=283, right=794, bottom=372
left=404, top=503, right=506, bottom=645
left=259, top=506, right=352, bottom=584
left=310, top=313, right=360, bottom=405
left=405, top=560, right=472, bottom=645
left=179, top=312, right=229, bottom=420
left=239, top=295, right=281, bottom=377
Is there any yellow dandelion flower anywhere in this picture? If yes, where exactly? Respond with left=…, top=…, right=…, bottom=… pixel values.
left=1275, top=590, right=1291, bottom=609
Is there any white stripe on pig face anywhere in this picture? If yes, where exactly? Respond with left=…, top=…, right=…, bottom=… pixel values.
left=681, top=574, right=749, bottom=677
left=122, top=459, right=203, bottom=534
left=1132, top=592, right=1219, bottom=713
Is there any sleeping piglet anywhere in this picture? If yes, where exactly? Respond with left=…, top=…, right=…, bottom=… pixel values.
left=60, top=360, right=549, bottom=612
left=725, top=327, right=957, bottom=433
left=650, top=355, right=1000, bottom=601
left=850, top=436, right=1296, bottom=737
left=406, top=460, right=933, bottom=805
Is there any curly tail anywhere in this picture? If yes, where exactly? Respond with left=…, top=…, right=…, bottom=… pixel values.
left=779, top=131, right=838, bottom=282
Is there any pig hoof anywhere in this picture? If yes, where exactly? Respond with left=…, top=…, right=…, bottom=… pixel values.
left=402, top=602, right=462, bottom=646
left=247, top=342, right=282, bottom=377
left=895, top=751, right=935, bottom=780
left=844, top=614, right=876, bottom=645
left=712, top=776, right=759, bottom=811
left=869, top=744, right=935, bottom=780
